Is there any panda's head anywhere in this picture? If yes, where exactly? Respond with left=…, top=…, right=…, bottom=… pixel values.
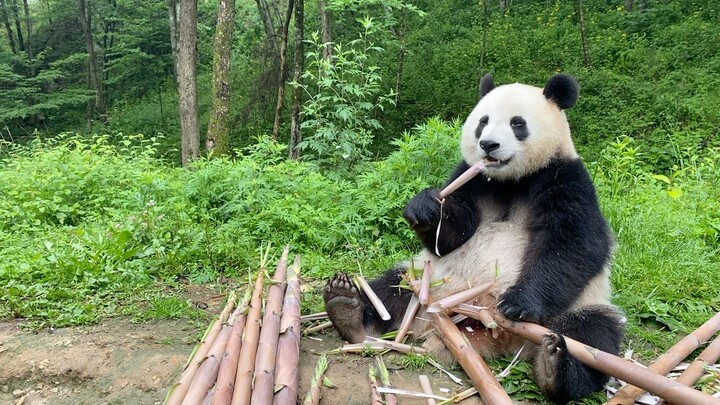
left=460, top=74, right=580, bottom=181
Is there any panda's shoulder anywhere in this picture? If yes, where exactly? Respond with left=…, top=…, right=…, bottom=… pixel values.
left=527, top=158, right=597, bottom=200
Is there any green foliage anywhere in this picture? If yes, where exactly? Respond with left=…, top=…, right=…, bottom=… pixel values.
left=298, top=18, right=396, bottom=178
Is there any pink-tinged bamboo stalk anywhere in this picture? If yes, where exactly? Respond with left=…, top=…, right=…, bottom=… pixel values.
left=273, top=255, right=302, bottom=405
left=250, top=245, right=290, bottom=405
left=165, top=291, right=237, bottom=405
left=419, top=261, right=432, bottom=305
left=426, top=281, right=493, bottom=314
left=453, top=303, right=497, bottom=329
left=658, top=335, right=720, bottom=405
left=184, top=324, right=233, bottom=404
left=375, top=357, right=398, bottom=405
left=491, top=314, right=720, bottom=405
left=368, top=366, right=384, bottom=405
left=439, top=161, right=485, bottom=199
left=212, top=286, right=253, bottom=405
left=605, top=311, right=720, bottom=405
left=303, top=354, right=329, bottom=405
left=354, top=275, right=391, bottom=320
left=394, top=295, right=420, bottom=343
left=230, top=271, right=266, bottom=405
left=418, top=374, right=436, bottom=405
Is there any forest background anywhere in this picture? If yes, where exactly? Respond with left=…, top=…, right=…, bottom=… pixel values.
left=1, top=0, right=719, bottom=401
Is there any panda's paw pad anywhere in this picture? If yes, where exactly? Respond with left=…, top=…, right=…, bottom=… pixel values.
left=323, top=273, right=366, bottom=343
left=323, top=272, right=359, bottom=301
left=542, top=333, right=564, bottom=356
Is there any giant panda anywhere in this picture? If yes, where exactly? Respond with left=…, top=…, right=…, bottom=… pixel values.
left=323, top=73, right=625, bottom=403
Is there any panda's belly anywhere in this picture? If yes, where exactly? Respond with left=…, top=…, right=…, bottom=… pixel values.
left=419, top=219, right=529, bottom=305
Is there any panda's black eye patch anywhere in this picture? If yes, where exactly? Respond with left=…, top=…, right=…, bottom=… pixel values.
left=510, top=116, right=529, bottom=141
left=510, top=116, right=526, bottom=127
left=475, top=115, right=489, bottom=138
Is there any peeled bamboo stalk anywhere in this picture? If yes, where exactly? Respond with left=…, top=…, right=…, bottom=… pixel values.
left=375, top=357, right=398, bottom=405
left=355, top=275, right=391, bottom=320
left=250, top=245, right=290, bottom=405
left=491, top=314, right=720, bottom=405
left=184, top=324, right=233, bottom=404
left=418, top=374, right=436, bottom=405
left=231, top=271, right=266, bottom=405
left=426, top=281, right=493, bottom=313
left=165, top=291, right=237, bottom=405
left=439, top=161, right=485, bottom=199
left=300, top=312, right=327, bottom=322
left=376, top=387, right=449, bottom=401
left=605, top=311, right=720, bottom=405
left=369, top=365, right=384, bottom=405
left=273, top=255, right=303, bottom=405
left=338, top=338, right=427, bottom=355
left=395, top=295, right=420, bottom=343
left=303, top=354, right=329, bottom=405
left=436, top=387, right=478, bottom=405
left=212, top=286, right=253, bottom=405
left=419, top=261, right=432, bottom=305
left=303, top=320, right=333, bottom=335
left=453, top=303, right=496, bottom=329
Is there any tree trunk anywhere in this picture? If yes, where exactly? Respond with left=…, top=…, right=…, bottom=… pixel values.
left=577, top=0, right=591, bottom=69
left=255, top=0, right=278, bottom=55
left=78, top=0, right=107, bottom=124
left=0, top=0, right=17, bottom=53
left=102, top=0, right=117, bottom=82
left=206, top=0, right=236, bottom=156
left=317, top=0, right=331, bottom=60
left=177, top=0, right=200, bottom=166
left=624, top=0, right=633, bottom=11
left=21, top=0, right=31, bottom=66
left=9, top=0, right=22, bottom=51
left=271, top=0, right=294, bottom=141
left=480, top=0, right=488, bottom=74
left=499, top=0, right=505, bottom=13
left=167, top=0, right=180, bottom=81
left=288, top=0, right=303, bottom=160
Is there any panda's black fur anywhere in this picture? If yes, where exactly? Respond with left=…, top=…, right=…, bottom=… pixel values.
left=323, top=74, right=625, bottom=404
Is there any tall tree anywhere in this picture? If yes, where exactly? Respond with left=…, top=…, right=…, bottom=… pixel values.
left=78, top=0, right=107, bottom=125
left=271, top=0, right=294, bottom=140
left=288, top=0, right=303, bottom=159
left=22, top=0, right=32, bottom=72
left=0, top=0, right=17, bottom=53
left=577, top=0, right=591, bottom=68
left=206, top=0, right=236, bottom=155
left=9, top=0, right=22, bottom=51
left=255, top=0, right=278, bottom=55
left=177, top=0, right=199, bottom=166
left=624, top=0, right=633, bottom=11
left=167, top=0, right=180, bottom=80
left=479, top=0, right=488, bottom=78
left=317, top=0, right=331, bottom=60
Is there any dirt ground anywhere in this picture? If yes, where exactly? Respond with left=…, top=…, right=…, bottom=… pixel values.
left=0, top=289, right=481, bottom=405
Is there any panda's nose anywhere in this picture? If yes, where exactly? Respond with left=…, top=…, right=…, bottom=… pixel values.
left=479, top=140, right=500, bottom=153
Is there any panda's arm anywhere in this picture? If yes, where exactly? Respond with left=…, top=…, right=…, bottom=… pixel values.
left=497, top=160, right=613, bottom=323
left=403, top=161, right=482, bottom=256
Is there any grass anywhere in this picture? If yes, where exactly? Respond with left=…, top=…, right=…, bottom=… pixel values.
left=0, top=126, right=718, bottom=402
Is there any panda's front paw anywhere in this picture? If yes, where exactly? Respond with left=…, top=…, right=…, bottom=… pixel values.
left=403, top=188, right=442, bottom=232
left=497, top=287, right=546, bottom=323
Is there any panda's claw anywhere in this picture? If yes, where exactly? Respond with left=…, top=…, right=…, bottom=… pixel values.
left=323, top=272, right=367, bottom=343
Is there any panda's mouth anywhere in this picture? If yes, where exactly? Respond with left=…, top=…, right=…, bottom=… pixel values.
left=483, top=155, right=510, bottom=166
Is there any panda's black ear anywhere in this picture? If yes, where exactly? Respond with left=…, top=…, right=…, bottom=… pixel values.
left=479, top=73, right=495, bottom=99
left=543, top=74, right=579, bottom=109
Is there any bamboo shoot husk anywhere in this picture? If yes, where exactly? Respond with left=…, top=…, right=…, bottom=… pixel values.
left=439, top=161, right=485, bottom=199
left=165, top=291, right=237, bottom=405
left=426, top=282, right=493, bottom=314
left=184, top=324, right=233, bottom=404
left=452, top=303, right=496, bottom=329
left=375, top=357, right=398, bottom=405
left=273, top=255, right=302, bottom=405
left=230, top=271, right=266, bottom=405
left=491, top=314, right=720, bottom=405
left=395, top=295, right=420, bottom=343
left=605, top=311, right=720, bottom=405
left=250, top=245, right=290, bottom=405
left=212, top=286, right=253, bottom=405
left=369, top=366, right=384, bottom=405
left=418, top=374, right=436, bottom=405
left=355, top=275, right=391, bottom=321
left=303, top=354, right=329, bottom=405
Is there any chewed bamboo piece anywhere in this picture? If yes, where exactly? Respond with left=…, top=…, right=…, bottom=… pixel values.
left=394, top=294, right=420, bottom=343
left=438, top=161, right=485, bottom=199
left=337, top=337, right=427, bottom=355
left=376, top=387, right=449, bottom=402
left=418, top=374, right=436, bottom=405
left=300, top=312, right=328, bottom=322
left=419, top=261, right=432, bottom=305
left=303, top=320, right=333, bottom=335
left=491, top=314, right=720, bottom=405
left=273, top=255, right=303, bottom=405
left=369, top=365, right=384, bottom=405
left=453, top=303, right=497, bottom=329
left=303, top=354, right=329, bottom=405
left=231, top=271, right=266, bottom=405
left=436, top=387, right=478, bottom=405
left=426, top=281, right=493, bottom=313
left=375, top=357, right=398, bottom=405
left=605, top=311, right=720, bottom=405
left=165, top=291, right=237, bottom=405
left=251, top=245, right=290, bottom=404
left=354, top=275, right=391, bottom=321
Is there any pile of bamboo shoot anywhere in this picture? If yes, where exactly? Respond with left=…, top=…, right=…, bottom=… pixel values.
left=164, top=245, right=303, bottom=405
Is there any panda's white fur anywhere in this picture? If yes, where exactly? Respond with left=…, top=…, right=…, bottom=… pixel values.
left=324, top=74, right=625, bottom=403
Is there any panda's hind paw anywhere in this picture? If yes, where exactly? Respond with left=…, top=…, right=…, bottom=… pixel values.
left=323, top=273, right=366, bottom=343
